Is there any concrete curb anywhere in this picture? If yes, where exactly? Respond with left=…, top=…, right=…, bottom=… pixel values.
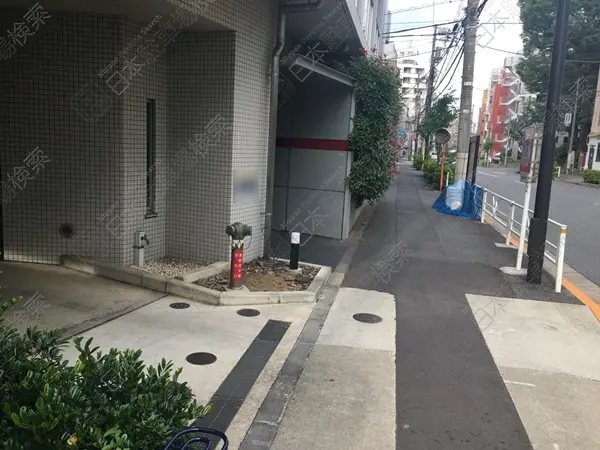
left=60, top=255, right=331, bottom=307
left=484, top=220, right=600, bottom=318
left=174, top=261, right=230, bottom=282
left=557, top=178, right=600, bottom=189
left=238, top=204, right=375, bottom=450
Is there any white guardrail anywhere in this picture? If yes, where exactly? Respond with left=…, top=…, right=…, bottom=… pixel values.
left=478, top=186, right=567, bottom=293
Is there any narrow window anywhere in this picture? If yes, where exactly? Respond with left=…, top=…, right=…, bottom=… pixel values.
left=146, top=98, right=157, bottom=217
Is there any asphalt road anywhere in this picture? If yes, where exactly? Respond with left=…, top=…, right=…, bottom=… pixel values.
left=475, top=165, right=600, bottom=286
left=343, top=167, right=539, bottom=449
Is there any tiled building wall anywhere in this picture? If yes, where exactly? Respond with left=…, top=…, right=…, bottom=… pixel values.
left=0, top=0, right=277, bottom=266
left=166, top=31, right=235, bottom=263
left=0, top=8, right=126, bottom=264
left=120, top=21, right=169, bottom=266
left=195, top=0, right=278, bottom=261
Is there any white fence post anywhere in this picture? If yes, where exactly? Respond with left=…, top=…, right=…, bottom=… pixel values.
left=555, top=225, right=567, bottom=293
left=506, top=201, right=515, bottom=246
left=480, top=188, right=487, bottom=223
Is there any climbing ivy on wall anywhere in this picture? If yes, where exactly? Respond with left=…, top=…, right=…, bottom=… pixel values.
left=340, top=48, right=402, bottom=204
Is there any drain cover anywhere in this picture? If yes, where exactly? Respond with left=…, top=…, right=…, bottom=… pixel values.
left=353, top=313, right=383, bottom=324
left=186, top=352, right=217, bottom=366
left=237, top=308, right=260, bottom=317
left=170, top=302, right=190, bottom=309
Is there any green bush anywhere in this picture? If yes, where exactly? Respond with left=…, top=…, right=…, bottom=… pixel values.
left=341, top=49, right=402, bottom=204
left=0, top=290, right=210, bottom=450
left=583, top=169, right=600, bottom=184
left=413, top=156, right=424, bottom=170
left=421, top=160, right=454, bottom=190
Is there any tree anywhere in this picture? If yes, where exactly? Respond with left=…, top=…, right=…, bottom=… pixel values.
left=517, top=0, right=600, bottom=164
left=482, top=139, right=494, bottom=152
left=416, top=93, right=458, bottom=160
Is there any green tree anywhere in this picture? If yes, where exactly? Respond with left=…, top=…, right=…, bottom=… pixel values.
left=482, top=139, right=494, bottom=152
left=517, top=0, right=600, bottom=163
left=508, top=101, right=543, bottom=144
left=416, top=93, right=458, bottom=160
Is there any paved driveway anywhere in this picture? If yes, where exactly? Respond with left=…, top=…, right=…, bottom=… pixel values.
left=1, top=261, right=165, bottom=338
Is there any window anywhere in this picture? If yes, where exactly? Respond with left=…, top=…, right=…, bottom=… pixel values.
left=146, top=98, right=157, bottom=217
left=403, top=67, right=410, bottom=73
left=596, top=145, right=600, bottom=162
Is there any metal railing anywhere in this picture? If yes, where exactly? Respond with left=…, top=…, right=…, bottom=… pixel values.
left=479, top=187, right=567, bottom=293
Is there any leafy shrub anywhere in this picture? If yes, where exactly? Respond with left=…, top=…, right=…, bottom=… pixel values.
left=421, top=160, right=454, bottom=190
left=340, top=49, right=402, bottom=204
left=413, top=156, right=424, bottom=170
left=583, top=169, right=600, bottom=184
left=0, top=289, right=210, bottom=450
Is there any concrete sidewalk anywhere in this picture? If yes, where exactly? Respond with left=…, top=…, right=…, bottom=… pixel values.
left=242, top=163, right=600, bottom=449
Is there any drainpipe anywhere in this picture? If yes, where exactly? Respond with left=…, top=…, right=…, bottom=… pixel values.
left=262, top=0, right=323, bottom=259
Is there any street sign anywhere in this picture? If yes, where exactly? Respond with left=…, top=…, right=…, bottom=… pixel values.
left=520, top=125, right=543, bottom=183
left=564, top=112, right=572, bottom=126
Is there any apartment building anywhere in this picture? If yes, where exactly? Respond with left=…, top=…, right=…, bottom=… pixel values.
left=397, top=49, right=426, bottom=132
left=0, top=0, right=388, bottom=267
left=585, top=65, right=600, bottom=170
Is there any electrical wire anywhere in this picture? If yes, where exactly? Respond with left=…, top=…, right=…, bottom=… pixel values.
left=386, top=0, right=456, bottom=15
left=383, top=20, right=460, bottom=36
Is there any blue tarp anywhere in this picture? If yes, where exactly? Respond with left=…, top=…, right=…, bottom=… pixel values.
left=432, top=181, right=483, bottom=221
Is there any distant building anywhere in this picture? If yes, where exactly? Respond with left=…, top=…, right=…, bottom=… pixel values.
left=478, top=56, right=533, bottom=161
left=397, top=50, right=426, bottom=134
left=586, top=66, right=600, bottom=170
left=384, top=42, right=398, bottom=67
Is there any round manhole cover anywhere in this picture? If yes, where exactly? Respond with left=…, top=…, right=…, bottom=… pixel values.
left=353, top=313, right=383, bottom=324
left=170, top=302, right=190, bottom=309
left=186, top=352, right=217, bottom=366
left=237, top=308, right=260, bottom=317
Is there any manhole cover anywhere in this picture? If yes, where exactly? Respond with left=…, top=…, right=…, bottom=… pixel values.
left=170, top=302, right=190, bottom=309
left=186, top=352, right=217, bottom=366
left=237, top=308, right=260, bottom=317
left=353, top=313, right=383, bottom=324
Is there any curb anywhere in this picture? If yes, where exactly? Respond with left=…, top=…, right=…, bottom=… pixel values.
left=557, top=178, right=600, bottom=189
left=238, top=204, right=375, bottom=450
left=484, top=219, right=600, bottom=322
left=60, top=255, right=331, bottom=307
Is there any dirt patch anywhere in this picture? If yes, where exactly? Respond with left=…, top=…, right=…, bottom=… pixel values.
left=196, top=259, right=319, bottom=292
left=131, top=257, right=205, bottom=279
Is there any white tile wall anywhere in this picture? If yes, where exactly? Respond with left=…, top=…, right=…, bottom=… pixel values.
left=0, top=0, right=278, bottom=266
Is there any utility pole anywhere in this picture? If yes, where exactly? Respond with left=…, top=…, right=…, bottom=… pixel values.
left=504, top=120, right=512, bottom=166
left=423, top=25, right=438, bottom=158
left=526, top=0, right=570, bottom=284
left=568, top=76, right=582, bottom=173
left=454, top=0, right=479, bottom=182
left=415, top=77, right=423, bottom=159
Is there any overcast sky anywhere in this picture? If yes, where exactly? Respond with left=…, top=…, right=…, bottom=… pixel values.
left=385, top=0, right=524, bottom=120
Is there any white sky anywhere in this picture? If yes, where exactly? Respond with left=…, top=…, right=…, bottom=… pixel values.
left=386, top=0, right=524, bottom=117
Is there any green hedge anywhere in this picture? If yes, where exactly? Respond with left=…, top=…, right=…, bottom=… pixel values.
left=0, top=291, right=210, bottom=449
left=413, top=156, right=424, bottom=170
left=422, top=160, right=454, bottom=190
left=583, top=169, right=600, bottom=184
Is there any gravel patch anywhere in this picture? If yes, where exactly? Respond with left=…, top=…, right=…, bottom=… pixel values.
left=196, top=259, right=319, bottom=292
left=131, top=257, right=205, bottom=278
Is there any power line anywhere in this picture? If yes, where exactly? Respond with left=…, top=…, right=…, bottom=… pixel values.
left=386, top=1, right=456, bottom=15
left=383, top=20, right=460, bottom=36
